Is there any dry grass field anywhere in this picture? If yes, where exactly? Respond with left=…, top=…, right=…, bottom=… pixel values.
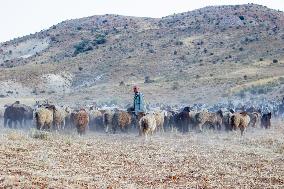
left=0, top=120, right=283, bottom=188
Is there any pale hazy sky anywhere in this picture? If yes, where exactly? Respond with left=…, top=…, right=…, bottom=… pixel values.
left=0, top=0, right=283, bottom=43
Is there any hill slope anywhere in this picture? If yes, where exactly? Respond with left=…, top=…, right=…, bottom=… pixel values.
left=0, top=4, right=283, bottom=106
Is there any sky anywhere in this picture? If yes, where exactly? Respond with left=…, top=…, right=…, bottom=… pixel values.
left=0, top=0, right=283, bottom=43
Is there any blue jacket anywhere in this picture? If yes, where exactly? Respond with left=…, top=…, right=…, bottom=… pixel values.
left=133, top=92, right=146, bottom=115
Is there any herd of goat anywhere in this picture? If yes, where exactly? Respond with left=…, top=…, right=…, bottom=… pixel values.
left=0, top=100, right=276, bottom=136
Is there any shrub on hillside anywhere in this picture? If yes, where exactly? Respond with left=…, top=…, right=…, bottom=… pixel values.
left=144, top=76, right=154, bottom=83
left=73, top=40, right=93, bottom=56
left=273, top=59, right=278, bottom=63
left=93, top=34, right=106, bottom=45
left=172, top=82, right=180, bottom=90
left=119, top=81, right=125, bottom=86
left=239, top=16, right=245, bottom=20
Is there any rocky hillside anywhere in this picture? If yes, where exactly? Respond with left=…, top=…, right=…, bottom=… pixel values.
left=0, top=4, right=283, bottom=106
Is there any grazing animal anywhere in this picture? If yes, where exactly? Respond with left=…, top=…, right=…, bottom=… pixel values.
left=0, top=107, right=4, bottom=118
left=175, top=111, right=190, bottom=133
left=64, top=107, right=73, bottom=129
left=103, top=110, right=114, bottom=133
left=230, top=112, right=250, bottom=135
left=139, top=114, right=157, bottom=138
left=153, top=111, right=165, bottom=133
left=164, top=111, right=176, bottom=132
left=220, top=110, right=233, bottom=131
left=111, top=111, right=132, bottom=133
left=4, top=103, right=32, bottom=128
left=261, top=112, right=272, bottom=129
left=35, top=106, right=55, bottom=130
left=73, top=109, right=89, bottom=135
left=69, top=110, right=79, bottom=129
left=53, top=106, right=70, bottom=130
left=195, top=110, right=223, bottom=132
left=89, top=110, right=104, bottom=131
left=248, top=112, right=261, bottom=128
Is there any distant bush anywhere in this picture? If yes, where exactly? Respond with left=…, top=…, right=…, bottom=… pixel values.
left=279, top=77, right=284, bottom=84
left=93, top=34, right=106, bottom=45
left=78, top=66, right=83, bottom=71
left=173, top=50, right=177, bottom=55
left=172, top=82, right=180, bottom=90
left=119, top=81, right=125, bottom=86
left=73, top=40, right=93, bottom=56
left=77, top=26, right=82, bottom=30
left=273, top=59, right=278, bottom=63
left=144, top=76, right=154, bottom=83
left=175, top=41, right=183, bottom=45
left=259, top=58, right=263, bottom=61
left=30, top=130, right=49, bottom=140
left=236, top=80, right=279, bottom=96
left=239, top=16, right=245, bottom=20
left=148, top=49, right=155, bottom=53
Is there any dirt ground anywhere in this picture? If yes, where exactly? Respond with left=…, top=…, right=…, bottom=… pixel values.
left=0, top=121, right=283, bottom=188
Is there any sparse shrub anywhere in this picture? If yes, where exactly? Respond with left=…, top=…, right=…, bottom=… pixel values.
left=173, top=50, right=177, bottom=55
left=77, top=26, right=82, bottom=30
left=144, top=76, right=154, bottom=83
left=279, top=77, right=284, bottom=84
left=239, top=47, right=244, bottom=51
left=119, top=81, right=125, bottom=86
left=179, top=55, right=186, bottom=60
left=238, top=91, right=246, bottom=98
left=243, top=75, right=248, bottom=80
left=30, top=130, right=49, bottom=140
left=78, top=66, right=83, bottom=71
left=175, top=41, right=183, bottom=45
left=273, top=59, right=278, bottom=63
left=148, top=49, right=155, bottom=53
left=50, top=36, right=57, bottom=42
left=94, top=34, right=106, bottom=45
left=172, top=82, right=180, bottom=90
left=73, top=40, right=93, bottom=56
left=239, top=16, right=245, bottom=20
left=259, top=58, right=263, bottom=61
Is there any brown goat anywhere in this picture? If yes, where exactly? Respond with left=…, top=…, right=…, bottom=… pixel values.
left=231, top=112, right=250, bottom=135
left=112, top=111, right=132, bottom=133
left=195, top=110, right=223, bottom=132
left=73, top=109, right=89, bottom=135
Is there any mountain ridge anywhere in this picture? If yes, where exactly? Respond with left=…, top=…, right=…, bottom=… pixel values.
left=0, top=3, right=283, bottom=106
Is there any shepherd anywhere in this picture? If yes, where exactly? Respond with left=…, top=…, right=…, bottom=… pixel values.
left=133, top=85, right=146, bottom=117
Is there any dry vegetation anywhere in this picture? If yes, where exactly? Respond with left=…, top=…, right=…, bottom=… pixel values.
left=0, top=120, right=283, bottom=188
left=0, top=4, right=283, bottom=105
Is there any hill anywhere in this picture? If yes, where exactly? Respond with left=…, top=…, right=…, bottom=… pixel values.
left=0, top=3, right=283, bottom=106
